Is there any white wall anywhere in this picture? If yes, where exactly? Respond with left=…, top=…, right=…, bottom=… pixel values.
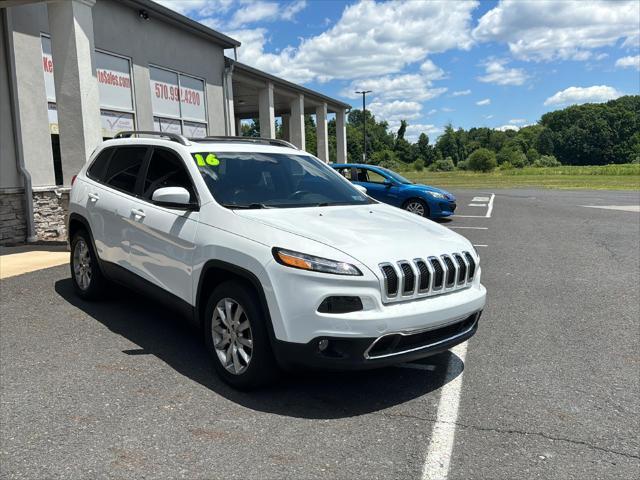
left=0, top=15, right=20, bottom=190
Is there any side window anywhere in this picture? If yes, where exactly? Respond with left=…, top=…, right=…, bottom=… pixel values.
left=143, top=149, right=195, bottom=201
left=336, top=167, right=353, bottom=180
left=104, top=147, right=147, bottom=194
left=87, top=147, right=114, bottom=182
left=363, top=169, right=387, bottom=184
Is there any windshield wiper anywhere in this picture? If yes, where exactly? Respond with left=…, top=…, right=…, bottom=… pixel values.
left=222, top=203, right=273, bottom=209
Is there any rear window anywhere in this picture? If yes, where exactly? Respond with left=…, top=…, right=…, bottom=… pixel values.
left=87, top=147, right=114, bottom=181
left=104, top=147, right=148, bottom=194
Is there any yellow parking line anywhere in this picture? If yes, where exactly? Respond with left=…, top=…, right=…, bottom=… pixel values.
left=0, top=251, right=69, bottom=279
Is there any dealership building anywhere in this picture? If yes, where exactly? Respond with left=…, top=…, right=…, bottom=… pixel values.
left=0, top=0, right=351, bottom=245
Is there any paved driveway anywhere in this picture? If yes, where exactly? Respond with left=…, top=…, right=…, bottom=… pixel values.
left=1, top=189, right=639, bottom=479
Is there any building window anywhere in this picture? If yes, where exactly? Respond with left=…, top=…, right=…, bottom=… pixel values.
left=95, top=50, right=136, bottom=138
left=41, top=34, right=63, bottom=185
left=149, top=65, right=207, bottom=137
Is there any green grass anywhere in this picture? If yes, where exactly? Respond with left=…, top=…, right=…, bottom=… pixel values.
left=402, top=164, right=640, bottom=190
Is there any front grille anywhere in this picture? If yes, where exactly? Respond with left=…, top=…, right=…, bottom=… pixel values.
left=416, top=260, right=430, bottom=291
left=400, top=262, right=415, bottom=294
left=430, top=257, right=444, bottom=289
left=379, top=251, right=477, bottom=303
left=381, top=264, right=399, bottom=297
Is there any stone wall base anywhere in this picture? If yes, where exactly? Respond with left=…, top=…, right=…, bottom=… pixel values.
left=0, top=188, right=70, bottom=246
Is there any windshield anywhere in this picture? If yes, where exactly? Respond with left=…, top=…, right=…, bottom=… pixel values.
left=192, top=151, right=371, bottom=209
left=381, top=168, right=413, bottom=185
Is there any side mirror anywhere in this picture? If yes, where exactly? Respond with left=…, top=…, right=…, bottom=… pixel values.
left=354, top=184, right=367, bottom=195
left=383, top=178, right=394, bottom=187
left=152, top=186, right=197, bottom=210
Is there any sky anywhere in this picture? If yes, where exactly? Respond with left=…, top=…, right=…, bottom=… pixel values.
left=158, top=0, right=640, bottom=141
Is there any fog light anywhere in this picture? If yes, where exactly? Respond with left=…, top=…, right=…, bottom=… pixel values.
left=318, top=296, right=363, bottom=314
left=318, top=339, right=329, bottom=352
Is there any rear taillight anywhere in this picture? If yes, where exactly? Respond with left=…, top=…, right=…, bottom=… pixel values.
left=71, top=175, right=77, bottom=186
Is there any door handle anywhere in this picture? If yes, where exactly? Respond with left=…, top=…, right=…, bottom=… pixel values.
left=131, top=208, right=146, bottom=219
left=88, top=192, right=99, bottom=202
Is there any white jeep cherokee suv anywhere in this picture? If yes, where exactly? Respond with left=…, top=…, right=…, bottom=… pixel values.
left=68, top=131, right=486, bottom=388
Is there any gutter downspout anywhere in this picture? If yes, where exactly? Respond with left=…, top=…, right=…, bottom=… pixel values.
left=3, top=8, right=37, bottom=243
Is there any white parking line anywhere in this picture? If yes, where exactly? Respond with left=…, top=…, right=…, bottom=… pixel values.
left=472, top=244, right=488, bottom=248
left=472, top=196, right=490, bottom=202
left=468, top=203, right=487, bottom=207
left=422, top=342, right=468, bottom=480
left=448, top=226, right=488, bottom=230
left=456, top=193, right=496, bottom=218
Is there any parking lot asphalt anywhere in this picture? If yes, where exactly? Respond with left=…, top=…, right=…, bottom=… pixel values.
left=1, top=189, right=639, bottom=479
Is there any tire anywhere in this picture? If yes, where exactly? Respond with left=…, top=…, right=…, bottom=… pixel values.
left=203, top=280, right=279, bottom=389
left=404, top=198, right=430, bottom=218
left=70, top=228, right=106, bottom=300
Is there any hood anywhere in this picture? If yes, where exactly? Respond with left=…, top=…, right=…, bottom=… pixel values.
left=233, top=203, right=473, bottom=268
left=407, top=183, right=455, bottom=200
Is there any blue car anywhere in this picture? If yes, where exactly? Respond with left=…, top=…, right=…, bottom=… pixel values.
left=331, top=163, right=456, bottom=218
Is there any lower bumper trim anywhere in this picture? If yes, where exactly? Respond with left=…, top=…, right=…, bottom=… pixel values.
left=272, top=311, right=481, bottom=371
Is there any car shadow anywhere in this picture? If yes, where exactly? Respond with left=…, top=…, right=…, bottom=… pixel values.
left=54, top=278, right=464, bottom=420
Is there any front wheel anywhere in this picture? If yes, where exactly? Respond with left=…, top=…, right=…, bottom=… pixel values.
left=404, top=198, right=430, bottom=218
left=70, top=229, right=106, bottom=300
left=204, top=280, right=278, bottom=389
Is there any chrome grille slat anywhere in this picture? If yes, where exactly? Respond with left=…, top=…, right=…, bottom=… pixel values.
left=379, top=251, right=478, bottom=303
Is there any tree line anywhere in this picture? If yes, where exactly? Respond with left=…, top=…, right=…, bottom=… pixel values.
left=240, top=95, right=639, bottom=171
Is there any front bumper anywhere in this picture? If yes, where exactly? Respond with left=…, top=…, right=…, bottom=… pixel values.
left=430, top=200, right=457, bottom=217
left=273, top=311, right=480, bottom=370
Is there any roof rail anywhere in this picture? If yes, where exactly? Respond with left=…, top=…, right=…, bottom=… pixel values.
left=114, top=131, right=191, bottom=146
left=190, top=136, right=299, bottom=150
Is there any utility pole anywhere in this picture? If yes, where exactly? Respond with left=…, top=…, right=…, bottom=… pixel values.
left=355, top=90, right=372, bottom=162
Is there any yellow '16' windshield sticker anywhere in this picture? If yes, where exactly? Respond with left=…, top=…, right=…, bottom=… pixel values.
left=194, top=153, right=220, bottom=167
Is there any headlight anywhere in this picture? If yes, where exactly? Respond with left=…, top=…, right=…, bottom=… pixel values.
left=272, top=248, right=362, bottom=276
left=428, top=191, right=447, bottom=199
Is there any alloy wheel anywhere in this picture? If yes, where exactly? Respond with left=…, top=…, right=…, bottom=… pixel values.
left=211, top=298, right=253, bottom=375
left=73, top=239, right=92, bottom=290
left=406, top=201, right=425, bottom=216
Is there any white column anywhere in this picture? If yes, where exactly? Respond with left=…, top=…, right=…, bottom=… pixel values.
left=281, top=114, right=290, bottom=141
left=225, top=69, right=236, bottom=135
left=258, top=82, right=275, bottom=139
left=47, top=0, right=101, bottom=183
left=290, top=93, right=305, bottom=150
left=316, top=103, right=329, bottom=162
left=336, top=108, right=347, bottom=163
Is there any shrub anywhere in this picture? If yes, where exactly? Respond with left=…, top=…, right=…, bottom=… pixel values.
left=429, top=157, right=455, bottom=172
left=500, top=161, right=514, bottom=170
left=457, top=159, right=469, bottom=171
left=533, top=155, right=561, bottom=167
left=526, top=148, right=540, bottom=164
left=511, top=152, right=527, bottom=168
left=413, top=158, right=425, bottom=172
left=467, top=148, right=497, bottom=172
left=496, top=147, right=527, bottom=167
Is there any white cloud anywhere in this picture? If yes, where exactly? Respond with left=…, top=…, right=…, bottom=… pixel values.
left=615, top=55, right=640, bottom=70
left=441, top=107, right=454, bottom=112
left=495, top=124, right=519, bottom=131
left=476, top=98, right=491, bottom=106
left=473, top=0, right=640, bottom=62
left=477, top=59, right=528, bottom=85
left=368, top=100, right=423, bottom=126
left=345, top=75, right=448, bottom=102
left=419, top=59, right=446, bottom=80
left=543, top=85, right=623, bottom=106
left=451, top=89, right=471, bottom=96
left=231, top=0, right=478, bottom=83
left=282, top=0, right=307, bottom=20
left=509, top=118, right=527, bottom=124
left=484, top=114, right=494, bottom=119
left=427, top=109, right=438, bottom=115
left=403, top=123, right=443, bottom=142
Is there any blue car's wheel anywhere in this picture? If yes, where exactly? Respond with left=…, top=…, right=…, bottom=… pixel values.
left=404, top=198, right=430, bottom=218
